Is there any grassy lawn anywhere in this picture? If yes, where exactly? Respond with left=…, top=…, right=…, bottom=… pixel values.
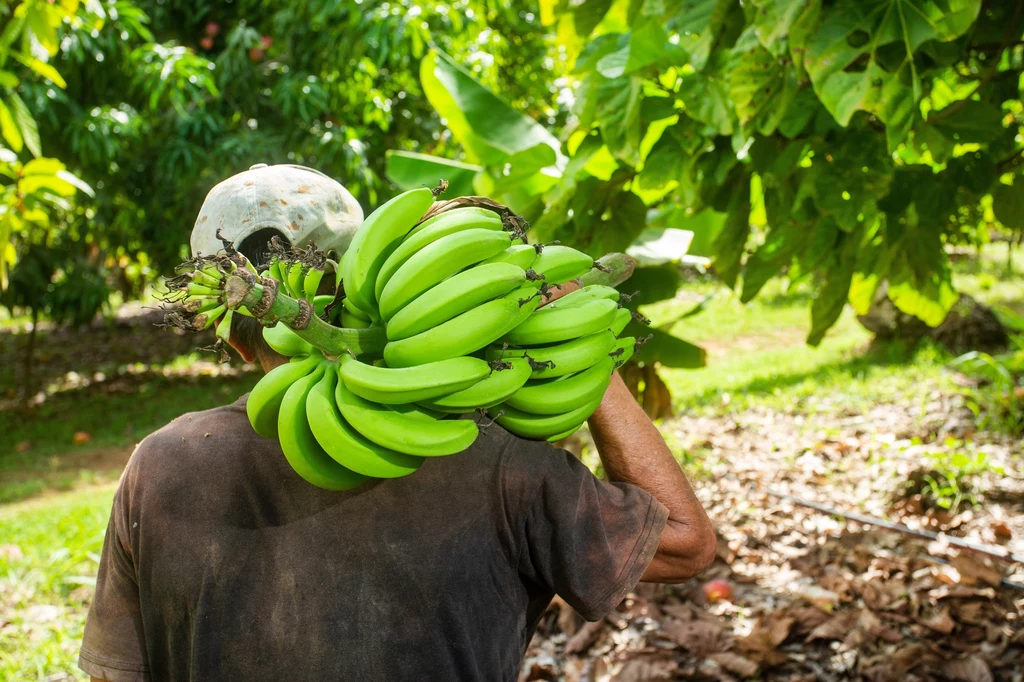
left=0, top=243, right=1019, bottom=680
left=0, top=486, right=114, bottom=681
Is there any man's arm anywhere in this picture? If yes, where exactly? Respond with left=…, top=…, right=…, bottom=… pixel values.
left=588, top=372, right=716, bottom=581
left=539, top=280, right=715, bottom=582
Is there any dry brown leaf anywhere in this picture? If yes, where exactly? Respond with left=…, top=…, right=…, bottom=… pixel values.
left=949, top=555, right=1002, bottom=588
left=945, top=656, right=994, bottom=682
left=929, top=585, right=997, bottom=601
left=991, top=520, right=1012, bottom=540
left=788, top=607, right=830, bottom=635
left=550, top=596, right=580, bottom=637
left=564, top=620, right=605, bottom=655
left=613, top=654, right=678, bottom=682
left=709, top=652, right=758, bottom=678
left=920, top=607, right=956, bottom=634
left=806, top=610, right=859, bottom=642
left=662, top=618, right=730, bottom=656
left=791, top=582, right=840, bottom=612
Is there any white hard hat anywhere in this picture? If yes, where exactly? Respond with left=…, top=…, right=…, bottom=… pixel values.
left=189, top=163, right=363, bottom=259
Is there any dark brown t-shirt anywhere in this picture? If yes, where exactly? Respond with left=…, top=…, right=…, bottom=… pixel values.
left=79, top=395, right=667, bottom=682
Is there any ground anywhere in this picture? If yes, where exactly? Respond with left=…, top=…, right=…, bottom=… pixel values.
left=0, top=245, right=1021, bottom=681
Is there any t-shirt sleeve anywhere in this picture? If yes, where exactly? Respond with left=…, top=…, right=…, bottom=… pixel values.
left=501, top=436, right=669, bottom=621
left=79, top=467, right=150, bottom=682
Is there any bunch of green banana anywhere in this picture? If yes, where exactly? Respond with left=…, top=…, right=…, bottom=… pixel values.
left=483, top=284, right=648, bottom=442
left=163, top=185, right=647, bottom=491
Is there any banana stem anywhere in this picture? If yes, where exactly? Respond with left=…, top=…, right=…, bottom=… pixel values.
left=223, top=272, right=387, bottom=357
left=579, top=253, right=635, bottom=288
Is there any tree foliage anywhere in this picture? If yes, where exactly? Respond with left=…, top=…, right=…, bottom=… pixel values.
left=399, top=0, right=1024, bottom=346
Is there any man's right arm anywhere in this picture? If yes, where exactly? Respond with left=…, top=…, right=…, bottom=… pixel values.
left=587, top=372, right=716, bottom=582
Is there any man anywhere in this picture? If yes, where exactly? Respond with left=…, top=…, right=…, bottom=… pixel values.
left=80, top=164, right=715, bottom=682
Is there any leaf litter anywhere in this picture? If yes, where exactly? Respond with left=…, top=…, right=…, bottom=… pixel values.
left=524, top=390, right=1023, bottom=681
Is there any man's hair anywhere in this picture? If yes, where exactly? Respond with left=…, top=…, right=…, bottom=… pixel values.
left=231, top=228, right=285, bottom=363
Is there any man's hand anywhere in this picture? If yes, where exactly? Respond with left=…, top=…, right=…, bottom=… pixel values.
left=537, top=279, right=581, bottom=307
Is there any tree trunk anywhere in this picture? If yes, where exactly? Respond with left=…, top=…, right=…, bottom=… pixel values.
left=23, top=307, right=38, bottom=403
left=857, top=281, right=1009, bottom=354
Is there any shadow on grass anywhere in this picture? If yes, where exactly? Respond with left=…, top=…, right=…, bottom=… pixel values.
left=675, top=338, right=945, bottom=411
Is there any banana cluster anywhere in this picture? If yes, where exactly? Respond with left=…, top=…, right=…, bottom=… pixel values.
left=215, top=187, right=646, bottom=490
left=483, top=285, right=641, bottom=442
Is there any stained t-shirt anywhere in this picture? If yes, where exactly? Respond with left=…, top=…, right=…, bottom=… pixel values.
left=79, top=395, right=668, bottom=682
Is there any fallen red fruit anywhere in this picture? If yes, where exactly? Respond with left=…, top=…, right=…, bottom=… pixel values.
left=248, top=48, right=264, bottom=62
left=702, top=579, right=732, bottom=603
left=205, top=22, right=220, bottom=37
left=73, top=431, right=92, bottom=445
left=261, top=36, right=273, bottom=48
left=199, top=36, right=214, bottom=50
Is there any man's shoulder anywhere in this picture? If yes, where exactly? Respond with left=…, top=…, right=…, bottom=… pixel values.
left=126, top=394, right=259, bottom=476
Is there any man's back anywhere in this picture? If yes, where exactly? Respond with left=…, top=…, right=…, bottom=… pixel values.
left=80, top=395, right=666, bottom=682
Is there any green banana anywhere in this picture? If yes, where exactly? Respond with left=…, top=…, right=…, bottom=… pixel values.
left=341, top=309, right=372, bottom=328
left=335, top=356, right=478, bottom=456
left=306, top=365, right=423, bottom=478
left=378, top=228, right=513, bottom=321
left=482, top=244, right=538, bottom=270
left=246, top=354, right=322, bottom=438
left=505, top=356, right=614, bottom=415
left=194, top=305, right=226, bottom=330
left=504, top=298, right=619, bottom=346
left=339, top=356, right=490, bottom=404
left=343, top=296, right=372, bottom=321
left=610, top=307, right=632, bottom=336
left=532, top=245, right=593, bottom=285
left=486, top=330, right=616, bottom=379
left=267, top=259, right=284, bottom=284
left=187, top=282, right=223, bottom=298
left=343, top=188, right=435, bottom=318
left=285, top=262, right=306, bottom=298
left=374, top=207, right=504, bottom=301
left=215, top=309, right=234, bottom=342
left=263, top=323, right=314, bottom=357
left=384, top=285, right=542, bottom=368
left=547, top=423, right=583, bottom=442
left=545, top=284, right=620, bottom=310
left=609, top=336, right=636, bottom=368
left=278, top=364, right=368, bottom=490
left=418, top=358, right=532, bottom=412
left=303, top=267, right=325, bottom=301
left=491, top=396, right=603, bottom=440
left=385, top=263, right=528, bottom=341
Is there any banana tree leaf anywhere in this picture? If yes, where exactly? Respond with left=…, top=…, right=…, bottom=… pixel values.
left=420, top=49, right=563, bottom=168
left=385, top=151, right=481, bottom=198
left=629, top=325, right=706, bottom=368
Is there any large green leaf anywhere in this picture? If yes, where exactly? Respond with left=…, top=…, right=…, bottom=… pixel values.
left=803, top=0, right=981, bottom=147
left=808, top=226, right=860, bottom=346
left=596, top=20, right=670, bottom=78
left=420, top=49, right=562, bottom=167
left=749, top=0, right=820, bottom=56
left=0, top=100, right=22, bottom=153
left=929, top=100, right=1006, bottom=144
left=678, top=67, right=734, bottom=136
left=621, top=264, right=682, bottom=305
left=630, top=325, right=706, bottom=368
left=711, top=175, right=751, bottom=288
left=728, top=28, right=798, bottom=135
left=992, top=182, right=1024, bottom=231
left=384, top=151, right=481, bottom=198
left=7, top=91, right=39, bottom=157
left=596, top=74, right=644, bottom=162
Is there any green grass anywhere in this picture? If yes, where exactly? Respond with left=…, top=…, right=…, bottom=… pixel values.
left=0, top=485, right=115, bottom=681
left=1, top=371, right=259, bottom=504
